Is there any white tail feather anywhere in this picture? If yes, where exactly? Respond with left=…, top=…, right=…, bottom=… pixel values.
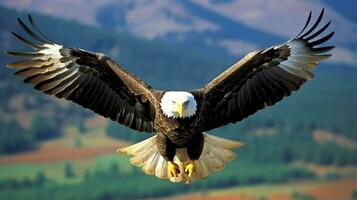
left=117, top=133, right=245, bottom=183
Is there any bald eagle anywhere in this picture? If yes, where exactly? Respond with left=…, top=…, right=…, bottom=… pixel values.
left=6, top=9, right=334, bottom=183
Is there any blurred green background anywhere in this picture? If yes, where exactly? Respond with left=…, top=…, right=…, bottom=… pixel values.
left=0, top=1, right=357, bottom=200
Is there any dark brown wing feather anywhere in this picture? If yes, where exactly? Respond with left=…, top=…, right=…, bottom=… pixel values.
left=197, top=9, right=334, bottom=132
left=6, top=15, right=156, bottom=132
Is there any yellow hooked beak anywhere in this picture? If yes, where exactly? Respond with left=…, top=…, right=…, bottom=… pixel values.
left=177, top=101, right=184, bottom=118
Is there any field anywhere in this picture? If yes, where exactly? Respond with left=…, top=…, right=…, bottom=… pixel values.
left=1, top=124, right=356, bottom=199
left=0, top=124, right=134, bottom=183
left=174, top=177, right=357, bottom=200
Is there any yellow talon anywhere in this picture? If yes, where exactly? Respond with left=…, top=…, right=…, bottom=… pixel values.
left=167, top=161, right=180, bottom=177
left=184, top=160, right=196, bottom=177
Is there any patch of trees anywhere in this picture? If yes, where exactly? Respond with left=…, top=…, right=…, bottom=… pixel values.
left=29, top=115, right=62, bottom=140
left=237, top=135, right=357, bottom=166
left=106, top=121, right=149, bottom=142
left=0, top=171, right=47, bottom=190
left=0, top=119, right=36, bottom=154
left=0, top=160, right=316, bottom=200
left=352, top=189, right=357, bottom=199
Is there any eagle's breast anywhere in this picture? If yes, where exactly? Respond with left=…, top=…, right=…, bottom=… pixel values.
left=155, top=110, right=200, bottom=146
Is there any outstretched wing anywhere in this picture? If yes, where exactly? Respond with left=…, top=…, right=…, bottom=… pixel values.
left=197, top=9, right=334, bottom=132
left=6, top=15, right=156, bottom=132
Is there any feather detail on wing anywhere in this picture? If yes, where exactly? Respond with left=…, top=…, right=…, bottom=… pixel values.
left=6, top=15, right=156, bottom=132
left=197, top=9, right=334, bottom=131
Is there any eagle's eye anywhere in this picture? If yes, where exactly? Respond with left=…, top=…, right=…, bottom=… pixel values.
left=183, top=100, right=189, bottom=106
left=171, top=100, right=176, bottom=104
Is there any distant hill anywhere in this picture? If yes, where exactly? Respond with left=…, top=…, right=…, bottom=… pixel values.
left=1, top=0, right=356, bottom=58
left=93, top=0, right=284, bottom=55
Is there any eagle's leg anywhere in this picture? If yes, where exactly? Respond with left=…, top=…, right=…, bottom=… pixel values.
left=156, top=132, right=180, bottom=177
left=167, top=161, right=180, bottom=177
left=185, top=132, right=204, bottom=177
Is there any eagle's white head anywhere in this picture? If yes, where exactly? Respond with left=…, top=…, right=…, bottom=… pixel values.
left=160, top=91, right=197, bottom=119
